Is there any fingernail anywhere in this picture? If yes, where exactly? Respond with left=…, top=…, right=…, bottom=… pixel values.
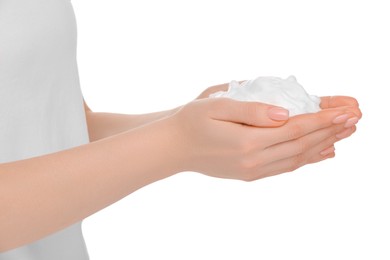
left=320, top=146, right=335, bottom=156
left=268, top=107, right=289, bottom=121
left=344, top=117, right=359, bottom=128
left=333, top=114, right=350, bottom=124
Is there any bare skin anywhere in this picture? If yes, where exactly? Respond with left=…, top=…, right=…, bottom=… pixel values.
left=0, top=83, right=361, bottom=252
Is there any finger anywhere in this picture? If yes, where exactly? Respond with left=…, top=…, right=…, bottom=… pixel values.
left=248, top=143, right=336, bottom=181
left=197, top=80, right=248, bottom=99
left=256, top=126, right=357, bottom=180
left=319, top=145, right=336, bottom=156
left=335, top=125, right=357, bottom=140
left=304, top=125, right=356, bottom=157
left=321, top=96, right=362, bottom=119
left=246, top=127, right=358, bottom=181
left=208, top=98, right=290, bottom=127
left=264, top=121, right=358, bottom=161
left=269, top=151, right=336, bottom=179
left=260, top=122, right=345, bottom=163
left=197, top=83, right=230, bottom=99
left=258, top=108, right=353, bottom=146
left=321, top=96, right=359, bottom=108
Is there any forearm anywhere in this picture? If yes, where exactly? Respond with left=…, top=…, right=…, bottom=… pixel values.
left=0, top=116, right=182, bottom=252
left=85, top=108, right=179, bottom=142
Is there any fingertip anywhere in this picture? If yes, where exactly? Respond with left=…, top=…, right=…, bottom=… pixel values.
left=327, top=151, right=336, bottom=159
left=320, top=95, right=361, bottom=110
left=320, top=145, right=336, bottom=156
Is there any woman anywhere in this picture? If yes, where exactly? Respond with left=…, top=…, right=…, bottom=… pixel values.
left=0, top=0, right=361, bottom=259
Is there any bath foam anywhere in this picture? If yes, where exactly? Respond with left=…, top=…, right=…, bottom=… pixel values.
left=210, top=76, right=321, bottom=116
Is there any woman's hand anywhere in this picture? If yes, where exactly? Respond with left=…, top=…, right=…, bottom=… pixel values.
left=195, top=82, right=230, bottom=99
left=196, top=85, right=362, bottom=142
left=171, top=96, right=361, bottom=181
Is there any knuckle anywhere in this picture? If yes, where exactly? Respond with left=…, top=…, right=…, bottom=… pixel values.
left=239, top=160, right=269, bottom=181
left=288, top=154, right=306, bottom=172
left=238, top=158, right=253, bottom=170
left=288, top=123, right=305, bottom=140
left=332, top=124, right=342, bottom=135
left=240, top=171, right=258, bottom=182
left=329, top=127, right=340, bottom=140
left=237, top=157, right=264, bottom=182
left=324, top=136, right=337, bottom=148
left=317, top=111, right=333, bottom=128
left=317, top=109, right=343, bottom=129
left=296, top=138, right=310, bottom=154
left=235, top=134, right=259, bottom=154
left=238, top=156, right=257, bottom=171
left=242, top=102, right=263, bottom=125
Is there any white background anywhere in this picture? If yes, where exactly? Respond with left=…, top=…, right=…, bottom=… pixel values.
left=72, top=0, right=389, bottom=259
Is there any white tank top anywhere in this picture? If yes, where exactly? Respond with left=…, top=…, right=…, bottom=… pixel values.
left=0, top=0, right=90, bottom=259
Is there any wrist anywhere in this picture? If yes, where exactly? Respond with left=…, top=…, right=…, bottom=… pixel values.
left=132, top=114, right=188, bottom=176
left=159, top=115, right=188, bottom=174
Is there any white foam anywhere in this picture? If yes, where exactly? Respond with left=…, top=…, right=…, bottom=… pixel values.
left=210, top=76, right=321, bottom=116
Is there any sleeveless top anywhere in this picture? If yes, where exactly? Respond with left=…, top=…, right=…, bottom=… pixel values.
left=0, top=0, right=90, bottom=259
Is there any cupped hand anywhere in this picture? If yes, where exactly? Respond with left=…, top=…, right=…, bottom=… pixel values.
left=197, top=86, right=362, bottom=141
left=171, top=96, right=361, bottom=181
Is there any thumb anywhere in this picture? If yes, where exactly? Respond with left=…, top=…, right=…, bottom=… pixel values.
left=209, top=98, right=289, bottom=127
